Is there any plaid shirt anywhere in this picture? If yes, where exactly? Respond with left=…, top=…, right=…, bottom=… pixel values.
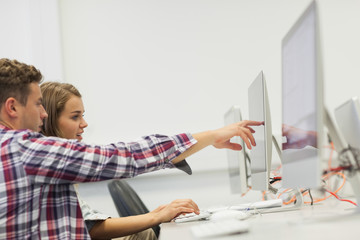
left=0, top=125, right=196, bottom=239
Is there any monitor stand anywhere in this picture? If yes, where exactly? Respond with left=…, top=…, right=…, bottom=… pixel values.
left=324, top=108, right=360, bottom=209
left=259, top=136, right=304, bottom=213
left=273, top=135, right=305, bottom=209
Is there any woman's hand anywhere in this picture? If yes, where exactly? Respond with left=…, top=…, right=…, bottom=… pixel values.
left=150, top=199, right=199, bottom=223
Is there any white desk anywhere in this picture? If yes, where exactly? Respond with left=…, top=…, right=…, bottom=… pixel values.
left=159, top=202, right=360, bottom=240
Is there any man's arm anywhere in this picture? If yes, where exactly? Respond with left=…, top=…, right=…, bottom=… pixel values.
left=18, top=132, right=196, bottom=184
left=18, top=120, right=261, bottom=184
left=171, top=120, right=262, bottom=164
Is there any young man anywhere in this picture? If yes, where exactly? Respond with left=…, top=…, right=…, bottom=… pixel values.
left=0, top=58, right=261, bottom=239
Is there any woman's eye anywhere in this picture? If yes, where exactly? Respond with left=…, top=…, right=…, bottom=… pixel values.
left=72, top=115, right=79, bottom=120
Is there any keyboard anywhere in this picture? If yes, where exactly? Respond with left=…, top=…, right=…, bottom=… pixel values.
left=190, top=219, right=250, bottom=238
left=207, top=198, right=283, bottom=213
left=230, top=198, right=283, bottom=210
left=173, top=211, right=211, bottom=223
left=174, top=199, right=282, bottom=223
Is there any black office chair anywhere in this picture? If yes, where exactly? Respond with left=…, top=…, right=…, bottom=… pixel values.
left=107, top=179, right=161, bottom=237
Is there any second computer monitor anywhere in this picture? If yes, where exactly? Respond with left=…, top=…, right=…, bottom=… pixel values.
left=335, top=97, right=360, bottom=151
left=224, top=106, right=249, bottom=194
left=248, top=71, right=272, bottom=191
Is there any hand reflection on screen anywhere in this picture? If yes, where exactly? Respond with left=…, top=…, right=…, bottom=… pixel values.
left=282, top=124, right=317, bottom=150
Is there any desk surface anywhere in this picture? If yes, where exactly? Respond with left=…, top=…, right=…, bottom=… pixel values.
left=159, top=203, right=360, bottom=240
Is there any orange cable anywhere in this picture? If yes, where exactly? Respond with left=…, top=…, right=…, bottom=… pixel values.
left=326, top=189, right=358, bottom=206
left=303, top=171, right=346, bottom=204
left=241, top=186, right=252, bottom=197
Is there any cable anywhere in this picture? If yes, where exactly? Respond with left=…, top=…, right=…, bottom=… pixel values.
left=277, top=188, right=297, bottom=205
left=308, top=189, right=313, bottom=205
left=303, top=171, right=347, bottom=204
left=241, top=186, right=252, bottom=197
left=325, top=189, right=358, bottom=207
left=272, top=172, right=347, bottom=205
left=264, top=142, right=345, bottom=205
left=323, top=166, right=352, bottom=175
left=269, top=177, right=282, bottom=184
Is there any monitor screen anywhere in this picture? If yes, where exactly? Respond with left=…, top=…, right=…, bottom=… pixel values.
left=281, top=1, right=323, bottom=189
left=248, top=71, right=272, bottom=191
left=224, top=106, right=249, bottom=194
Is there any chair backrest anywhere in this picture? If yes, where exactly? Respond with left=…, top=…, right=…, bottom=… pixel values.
left=107, top=180, right=160, bottom=237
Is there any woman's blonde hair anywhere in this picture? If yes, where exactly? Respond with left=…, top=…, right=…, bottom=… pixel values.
left=40, top=82, right=81, bottom=138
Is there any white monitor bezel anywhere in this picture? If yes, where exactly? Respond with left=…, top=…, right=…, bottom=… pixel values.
left=248, top=71, right=272, bottom=191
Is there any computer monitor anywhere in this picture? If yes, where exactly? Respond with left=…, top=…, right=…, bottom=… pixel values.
left=281, top=0, right=324, bottom=189
left=334, top=97, right=360, bottom=204
left=248, top=71, right=272, bottom=191
left=334, top=97, right=360, bottom=151
left=224, top=106, right=249, bottom=194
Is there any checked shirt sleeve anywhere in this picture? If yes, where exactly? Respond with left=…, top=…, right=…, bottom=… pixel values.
left=17, top=131, right=197, bottom=184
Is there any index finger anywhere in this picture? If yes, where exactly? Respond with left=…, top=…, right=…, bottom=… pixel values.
left=241, top=120, right=264, bottom=127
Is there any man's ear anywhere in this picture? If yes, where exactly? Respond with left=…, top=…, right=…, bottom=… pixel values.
left=4, top=97, right=19, bottom=118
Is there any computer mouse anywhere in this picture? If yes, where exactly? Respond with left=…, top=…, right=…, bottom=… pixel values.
left=209, top=210, right=248, bottom=221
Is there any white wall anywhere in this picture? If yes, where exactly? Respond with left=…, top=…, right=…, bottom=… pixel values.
left=59, top=0, right=295, bottom=172
left=59, top=0, right=360, bottom=173
left=0, top=0, right=63, bottom=81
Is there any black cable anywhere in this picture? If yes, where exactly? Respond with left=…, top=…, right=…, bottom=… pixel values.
left=269, top=178, right=282, bottom=184
left=308, top=189, right=314, bottom=205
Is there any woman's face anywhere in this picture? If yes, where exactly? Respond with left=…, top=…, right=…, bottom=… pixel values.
left=58, top=95, right=88, bottom=141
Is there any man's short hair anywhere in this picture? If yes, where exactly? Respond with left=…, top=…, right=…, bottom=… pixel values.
left=0, top=58, right=43, bottom=107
